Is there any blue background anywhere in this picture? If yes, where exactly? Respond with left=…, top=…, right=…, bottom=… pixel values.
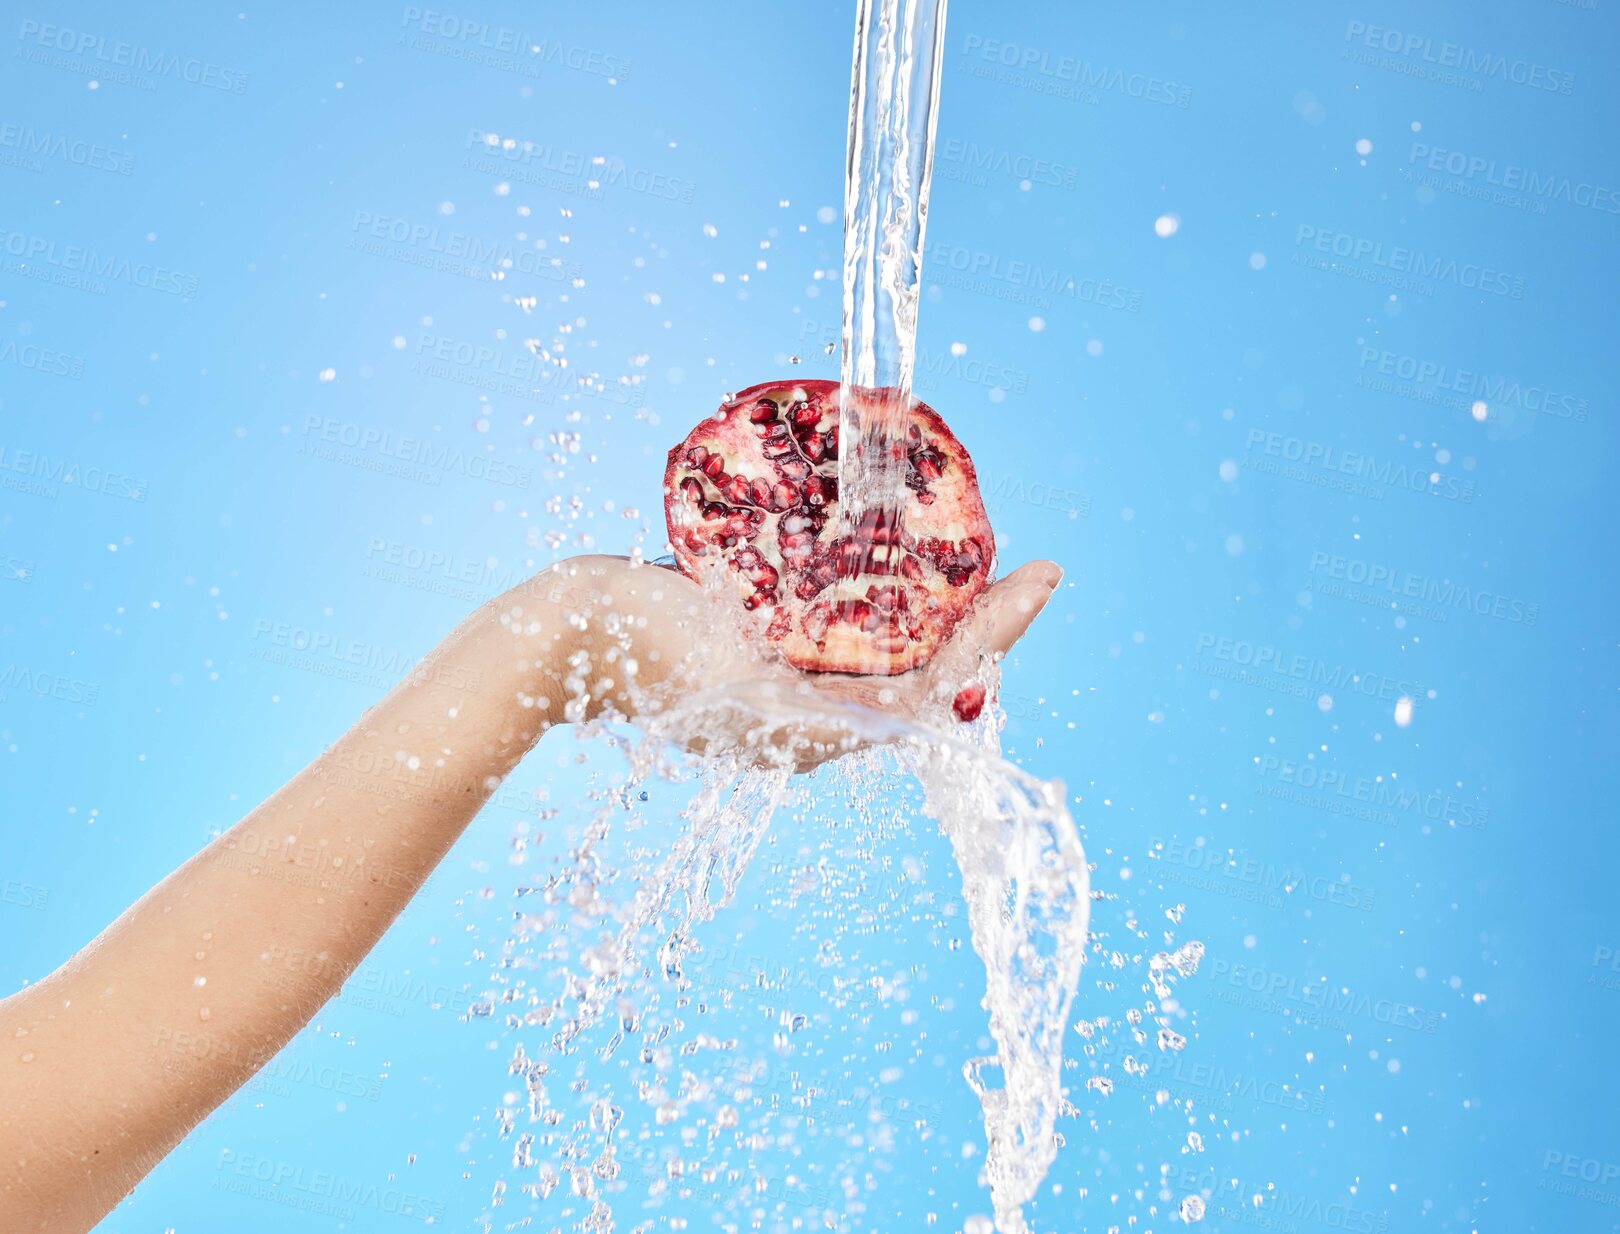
left=2, top=1, right=1616, bottom=1231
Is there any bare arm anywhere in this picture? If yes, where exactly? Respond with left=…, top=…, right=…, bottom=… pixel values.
left=0, top=554, right=1056, bottom=1231
left=0, top=557, right=641, bottom=1230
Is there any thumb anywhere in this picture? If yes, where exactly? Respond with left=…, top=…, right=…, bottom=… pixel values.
left=957, top=560, right=1063, bottom=662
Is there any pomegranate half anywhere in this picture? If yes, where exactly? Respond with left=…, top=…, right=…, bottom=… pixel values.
left=663, top=379, right=995, bottom=674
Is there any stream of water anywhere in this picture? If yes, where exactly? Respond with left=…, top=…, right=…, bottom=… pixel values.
left=831, top=7, right=1098, bottom=1218
left=837, top=0, right=949, bottom=537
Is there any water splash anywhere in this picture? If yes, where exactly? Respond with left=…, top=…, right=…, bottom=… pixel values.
left=486, top=662, right=1088, bottom=1232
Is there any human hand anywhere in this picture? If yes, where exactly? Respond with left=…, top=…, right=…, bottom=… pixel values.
left=520, top=554, right=1061, bottom=770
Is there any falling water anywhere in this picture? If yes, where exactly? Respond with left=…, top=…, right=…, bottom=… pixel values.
left=838, top=0, right=949, bottom=536
left=476, top=560, right=1096, bottom=1231
left=829, top=11, right=1100, bottom=1214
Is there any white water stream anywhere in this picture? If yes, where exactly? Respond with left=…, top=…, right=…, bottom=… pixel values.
left=838, top=0, right=949, bottom=536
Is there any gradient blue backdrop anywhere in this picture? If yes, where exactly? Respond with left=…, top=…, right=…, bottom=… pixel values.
left=2, top=1, right=1616, bottom=1231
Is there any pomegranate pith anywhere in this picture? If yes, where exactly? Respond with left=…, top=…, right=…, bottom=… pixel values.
left=663, top=380, right=995, bottom=674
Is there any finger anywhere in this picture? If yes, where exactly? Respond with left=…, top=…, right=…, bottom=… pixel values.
left=958, top=559, right=1063, bottom=661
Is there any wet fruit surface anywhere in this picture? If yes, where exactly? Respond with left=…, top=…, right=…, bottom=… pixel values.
left=951, top=683, right=988, bottom=723
left=664, top=379, right=995, bottom=674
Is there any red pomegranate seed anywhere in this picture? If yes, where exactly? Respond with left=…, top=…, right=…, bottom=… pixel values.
left=952, top=684, right=987, bottom=722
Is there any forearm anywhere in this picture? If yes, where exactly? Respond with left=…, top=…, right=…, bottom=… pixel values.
left=0, top=571, right=588, bottom=1230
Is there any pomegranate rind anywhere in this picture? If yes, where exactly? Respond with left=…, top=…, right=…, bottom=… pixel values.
left=663, top=379, right=995, bottom=675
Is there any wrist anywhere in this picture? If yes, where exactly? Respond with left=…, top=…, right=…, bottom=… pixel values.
left=500, top=555, right=684, bottom=724
left=463, top=576, right=585, bottom=735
